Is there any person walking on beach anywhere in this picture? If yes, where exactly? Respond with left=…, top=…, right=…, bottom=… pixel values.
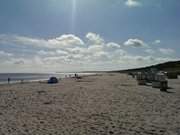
left=8, top=77, right=10, bottom=84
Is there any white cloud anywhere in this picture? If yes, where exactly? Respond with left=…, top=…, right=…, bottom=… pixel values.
left=106, top=42, right=121, bottom=51
left=38, top=50, right=69, bottom=57
left=0, top=34, right=84, bottom=49
left=38, top=50, right=55, bottom=56
left=56, top=50, right=69, bottom=56
left=88, top=45, right=104, bottom=53
left=159, top=48, right=175, bottom=55
left=125, top=0, right=142, bottom=7
left=14, top=60, right=25, bottom=65
left=93, top=51, right=109, bottom=61
left=124, top=38, right=147, bottom=47
left=0, top=51, right=13, bottom=57
left=0, top=35, right=49, bottom=48
left=48, top=34, right=84, bottom=48
left=86, top=32, right=104, bottom=45
left=67, top=47, right=86, bottom=55
left=153, top=40, right=161, bottom=44
left=145, top=49, right=155, bottom=54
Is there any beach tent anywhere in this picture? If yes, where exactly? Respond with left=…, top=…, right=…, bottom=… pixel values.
left=152, top=73, right=168, bottom=91
left=167, top=72, right=178, bottom=79
left=48, top=77, right=58, bottom=84
left=136, top=72, right=146, bottom=85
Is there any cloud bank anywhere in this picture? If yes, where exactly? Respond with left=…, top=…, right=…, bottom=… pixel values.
left=0, top=33, right=177, bottom=72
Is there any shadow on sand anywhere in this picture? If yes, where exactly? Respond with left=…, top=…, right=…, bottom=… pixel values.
left=145, top=83, right=175, bottom=94
left=161, top=90, right=175, bottom=94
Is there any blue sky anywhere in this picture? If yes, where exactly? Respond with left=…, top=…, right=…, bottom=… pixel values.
left=0, top=0, right=179, bottom=72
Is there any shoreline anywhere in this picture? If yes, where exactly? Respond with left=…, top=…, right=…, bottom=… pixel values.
left=0, top=72, right=97, bottom=85
left=0, top=73, right=98, bottom=86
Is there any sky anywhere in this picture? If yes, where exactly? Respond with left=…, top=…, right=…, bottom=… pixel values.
left=0, top=0, right=180, bottom=73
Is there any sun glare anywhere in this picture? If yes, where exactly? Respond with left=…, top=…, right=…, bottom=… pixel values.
left=71, top=0, right=77, bottom=33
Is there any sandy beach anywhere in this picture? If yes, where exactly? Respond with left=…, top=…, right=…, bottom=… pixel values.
left=0, top=73, right=180, bottom=135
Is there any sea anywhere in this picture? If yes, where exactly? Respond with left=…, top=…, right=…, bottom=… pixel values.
left=0, top=73, right=95, bottom=84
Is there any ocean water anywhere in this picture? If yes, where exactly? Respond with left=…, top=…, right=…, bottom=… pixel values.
left=0, top=73, right=94, bottom=84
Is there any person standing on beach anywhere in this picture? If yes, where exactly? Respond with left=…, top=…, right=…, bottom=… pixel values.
left=8, top=77, right=10, bottom=84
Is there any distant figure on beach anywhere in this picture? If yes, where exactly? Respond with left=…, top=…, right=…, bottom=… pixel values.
left=74, top=73, right=81, bottom=79
left=8, top=78, right=10, bottom=84
left=75, top=73, right=78, bottom=78
left=21, top=79, right=24, bottom=84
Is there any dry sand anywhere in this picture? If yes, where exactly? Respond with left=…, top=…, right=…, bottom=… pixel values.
left=0, top=73, right=180, bottom=135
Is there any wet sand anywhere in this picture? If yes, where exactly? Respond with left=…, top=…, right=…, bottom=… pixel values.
left=0, top=73, right=180, bottom=135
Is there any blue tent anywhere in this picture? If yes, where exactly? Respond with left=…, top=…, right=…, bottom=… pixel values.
left=48, top=77, right=58, bottom=84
